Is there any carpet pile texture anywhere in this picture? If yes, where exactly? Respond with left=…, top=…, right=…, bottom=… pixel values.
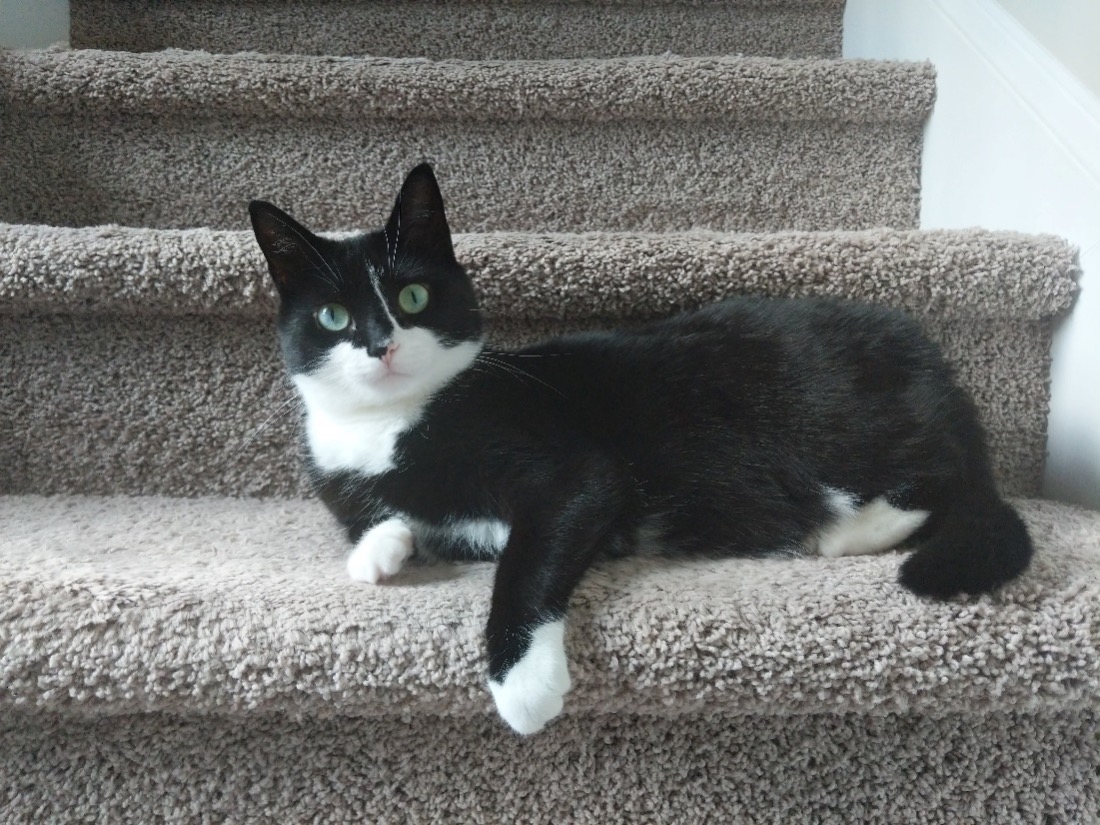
left=1, top=0, right=1096, bottom=821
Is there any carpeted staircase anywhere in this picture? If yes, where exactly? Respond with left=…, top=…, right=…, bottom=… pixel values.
left=1, top=2, right=1098, bottom=822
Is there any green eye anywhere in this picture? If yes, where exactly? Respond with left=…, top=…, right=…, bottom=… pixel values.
left=398, top=283, right=430, bottom=314
left=315, top=303, right=350, bottom=332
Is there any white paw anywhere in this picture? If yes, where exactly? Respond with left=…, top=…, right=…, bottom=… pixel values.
left=488, top=621, right=572, bottom=735
left=347, top=518, right=414, bottom=583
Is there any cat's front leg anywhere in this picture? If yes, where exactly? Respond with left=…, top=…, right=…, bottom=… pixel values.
left=346, top=516, right=414, bottom=583
left=488, top=618, right=571, bottom=735
left=486, top=463, right=632, bottom=734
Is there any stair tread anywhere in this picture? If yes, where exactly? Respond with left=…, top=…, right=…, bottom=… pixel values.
left=2, top=494, right=1097, bottom=720
left=0, top=224, right=1077, bottom=322
left=0, top=48, right=935, bottom=123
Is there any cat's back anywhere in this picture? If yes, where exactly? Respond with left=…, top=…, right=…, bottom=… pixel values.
left=488, top=296, right=958, bottom=468
left=642, top=296, right=930, bottom=354
left=518, top=296, right=943, bottom=385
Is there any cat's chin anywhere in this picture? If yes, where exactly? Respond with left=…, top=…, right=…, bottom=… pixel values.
left=349, top=368, right=409, bottom=391
left=298, top=365, right=469, bottom=418
left=351, top=373, right=425, bottom=406
left=334, top=377, right=432, bottom=413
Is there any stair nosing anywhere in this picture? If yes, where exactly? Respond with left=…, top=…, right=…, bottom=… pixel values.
left=0, top=223, right=1078, bottom=322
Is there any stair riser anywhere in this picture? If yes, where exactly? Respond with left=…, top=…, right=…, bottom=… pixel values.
left=0, top=314, right=1052, bottom=498
left=1, top=117, right=921, bottom=233
left=70, top=0, right=844, bottom=59
left=3, top=711, right=1097, bottom=824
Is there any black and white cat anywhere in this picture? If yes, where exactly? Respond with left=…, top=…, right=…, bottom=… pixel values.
left=249, top=164, right=1032, bottom=735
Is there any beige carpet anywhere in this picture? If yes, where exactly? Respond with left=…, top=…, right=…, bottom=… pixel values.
left=69, top=0, right=847, bottom=60
left=3, top=495, right=1099, bottom=718
left=0, top=49, right=933, bottom=232
left=6, top=712, right=1091, bottom=825
left=1, top=494, right=1098, bottom=821
left=3, top=712, right=1096, bottom=824
left=1, top=0, right=1097, bottom=820
left=0, top=224, right=1078, bottom=497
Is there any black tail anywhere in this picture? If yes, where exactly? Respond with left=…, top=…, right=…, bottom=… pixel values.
left=898, top=497, right=1033, bottom=598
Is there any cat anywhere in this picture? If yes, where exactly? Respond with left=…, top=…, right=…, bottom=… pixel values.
left=249, top=163, right=1033, bottom=735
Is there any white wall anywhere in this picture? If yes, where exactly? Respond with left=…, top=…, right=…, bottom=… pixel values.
left=0, top=0, right=69, bottom=48
left=846, top=0, right=1100, bottom=509
left=997, top=0, right=1100, bottom=98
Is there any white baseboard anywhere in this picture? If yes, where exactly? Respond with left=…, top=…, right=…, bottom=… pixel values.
left=845, top=0, right=1100, bottom=508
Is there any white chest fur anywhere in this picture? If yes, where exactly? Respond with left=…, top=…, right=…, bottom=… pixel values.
left=289, top=336, right=478, bottom=476
left=301, top=404, right=420, bottom=475
left=293, top=366, right=425, bottom=475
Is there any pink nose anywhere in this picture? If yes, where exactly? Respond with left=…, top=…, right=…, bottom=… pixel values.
left=381, top=344, right=398, bottom=368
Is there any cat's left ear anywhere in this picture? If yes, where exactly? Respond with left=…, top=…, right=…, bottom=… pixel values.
left=384, top=163, right=456, bottom=265
left=248, top=200, right=327, bottom=295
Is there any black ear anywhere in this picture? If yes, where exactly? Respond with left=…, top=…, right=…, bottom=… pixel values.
left=384, top=163, right=455, bottom=266
left=248, top=200, right=328, bottom=294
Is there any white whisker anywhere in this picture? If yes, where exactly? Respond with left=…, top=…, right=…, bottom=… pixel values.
left=476, top=354, right=567, bottom=399
left=241, top=394, right=303, bottom=451
left=269, top=212, right=344, bottom=290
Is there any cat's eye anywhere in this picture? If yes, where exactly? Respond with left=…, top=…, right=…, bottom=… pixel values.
left=315, top=303, right=350, bottom=332
left=398, top=283, right=430, bottom=315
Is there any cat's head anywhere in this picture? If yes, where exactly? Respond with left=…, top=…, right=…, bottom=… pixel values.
left=249, top=164, right=483, bottom=413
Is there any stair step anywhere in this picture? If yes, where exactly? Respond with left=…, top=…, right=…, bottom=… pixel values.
left=0, top=223, right=1077, bottom=498
left=2, top=494, right=1097, bottom=719
left=5, top=7, right=1097, bottom=816
left=3, top=225, right=1076, bottom=321
left=69, top=0, right=846, bottom=60
left=4, top=709, right=1096, bottom=822
left=0, top=49, right=934, bottom=232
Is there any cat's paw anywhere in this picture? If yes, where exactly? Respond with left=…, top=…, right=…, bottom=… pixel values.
left=488, top=621, right=572, bottom=735
left=347, top=518, right=414, bottom=584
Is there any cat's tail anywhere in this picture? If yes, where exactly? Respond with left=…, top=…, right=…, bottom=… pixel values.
left=898, top=494, right=1033, bottom=598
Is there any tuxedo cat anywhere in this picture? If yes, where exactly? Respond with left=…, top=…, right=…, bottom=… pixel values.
left=249, top=164, right=1032, bottom=735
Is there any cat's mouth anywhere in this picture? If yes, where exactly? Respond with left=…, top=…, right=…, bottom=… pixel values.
left=332, top=346, right=423, bottom=399
left=349, top=364, right=409, bottom=387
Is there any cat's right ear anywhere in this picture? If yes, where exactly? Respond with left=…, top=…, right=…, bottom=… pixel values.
left=248, top=200, right=325, bottom=295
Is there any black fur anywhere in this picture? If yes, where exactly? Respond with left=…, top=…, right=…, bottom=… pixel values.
left=250, top=164, right=1033, bottom=688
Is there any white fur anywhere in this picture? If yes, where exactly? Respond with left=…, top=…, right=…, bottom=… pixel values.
left=825, top=487, right=859, bottom=520
left=298, top=394, right=419, bottom=475
left=489, top=620, right=571, bottom=735
left=347, top=517, right=415, bottom=583
left=408, top=517, right=511, bottom=558
left=292, top=331, right=481, bottom=474
left=815, top=489, right=930, bottom=558
left=366, top=265, right=400, bottom=327
left=447, top=518, right=510, bottom=557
